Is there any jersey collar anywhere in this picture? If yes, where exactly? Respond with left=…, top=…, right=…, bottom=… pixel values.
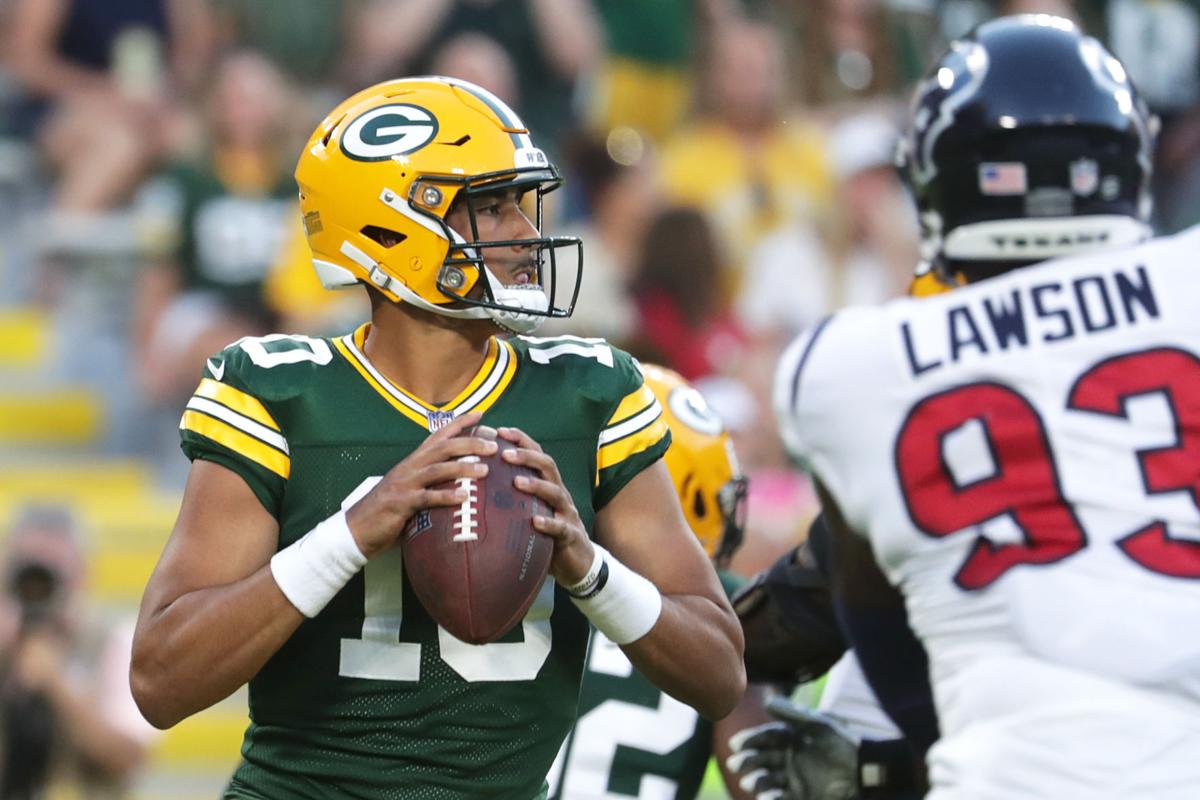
left=333, top=323, right=518, bottom=430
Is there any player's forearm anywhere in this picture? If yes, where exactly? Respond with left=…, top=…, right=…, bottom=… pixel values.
left=623, top=593, right=746, bottom=720
left=130, top=568, right=303, bottom=728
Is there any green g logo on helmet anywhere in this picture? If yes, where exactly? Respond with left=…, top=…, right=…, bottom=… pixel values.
left=340, top=104, right=440, bottom=162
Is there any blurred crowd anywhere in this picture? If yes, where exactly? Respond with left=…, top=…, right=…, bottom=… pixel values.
left=2, top=0, right=1200, bottom=792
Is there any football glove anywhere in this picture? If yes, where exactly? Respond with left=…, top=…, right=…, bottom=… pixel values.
left=725, top=696, right=859, bottom=800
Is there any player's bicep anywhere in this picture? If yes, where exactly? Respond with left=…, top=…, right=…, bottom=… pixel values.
left=140, top=459, right=279, bottom=618
left=595, top=460, right=726, bottom=604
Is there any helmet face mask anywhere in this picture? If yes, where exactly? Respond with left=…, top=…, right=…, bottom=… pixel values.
left=898, top=15, right=1157, bottom=290
left=431, top=174, right=583, bottom=331
left=296, top=77, right=583, bottom=334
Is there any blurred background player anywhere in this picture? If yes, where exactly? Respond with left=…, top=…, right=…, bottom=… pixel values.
left=773, top=14, right=1200, bottom=800
left=547, top=363, right=761, bottom=800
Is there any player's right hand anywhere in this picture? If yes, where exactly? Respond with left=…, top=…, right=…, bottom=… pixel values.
left=345, top=412, right=497, bottom=558
left=725, top=697, right=860, bottom=800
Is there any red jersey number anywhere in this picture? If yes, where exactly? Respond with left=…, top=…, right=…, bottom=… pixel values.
left=896, top=347, right=1200, bottom=589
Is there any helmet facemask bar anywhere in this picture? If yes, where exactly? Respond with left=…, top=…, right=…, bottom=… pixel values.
left=410, top=168, right=583, bottom=326
left=713, top=475, right=748, bottom=568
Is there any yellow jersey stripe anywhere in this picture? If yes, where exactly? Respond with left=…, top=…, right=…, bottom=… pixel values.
left=445, top=337, right=501, bottom=409
left=186, top=397, right=289, bottom=453
left=597, top=415, right=670, bottom=472
left=457, top=339, right=517, bottom=416
left=605, top=384, right=656, bottom=427
left=181, top=410, right=291, bottom=478
left=600, top=398, right=663, bottom=446
left=194, top=379, right=280, bottom=432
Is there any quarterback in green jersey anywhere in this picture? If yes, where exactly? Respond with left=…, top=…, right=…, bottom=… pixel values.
left=549, top=365, right=765, bottom=800
left=130, top=77, right=745, bottom=800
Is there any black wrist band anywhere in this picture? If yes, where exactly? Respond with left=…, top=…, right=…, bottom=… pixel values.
left=570, top=560, right=609, bottom=600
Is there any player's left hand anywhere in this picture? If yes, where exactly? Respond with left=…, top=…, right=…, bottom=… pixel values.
left=497, top=426, right=595, bottom=587
left=725, top=696, right=860, bottom=800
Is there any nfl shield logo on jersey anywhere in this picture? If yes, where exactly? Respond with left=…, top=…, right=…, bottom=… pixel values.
left=428, top=410, right=454, bottom=432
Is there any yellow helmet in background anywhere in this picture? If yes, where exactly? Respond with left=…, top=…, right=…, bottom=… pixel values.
left=908, top=261, right=960, bottom=297
left=642, top=364, right=747, bottom=566
left=294, top=76, right=582, bottom=334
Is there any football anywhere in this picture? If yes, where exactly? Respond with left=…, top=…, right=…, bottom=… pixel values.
left=401, top=427, right=554, bottom=644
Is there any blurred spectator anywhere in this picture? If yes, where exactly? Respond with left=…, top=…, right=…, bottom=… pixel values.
left=736, top=110, right=917, bottom=343
left=133, top=50, right=298, bottom=404
left=4, top=0, right=213, bottom=216
left=0, top=505, right=155, bottom=799
left=626, top=207, right=747, bottom=381
left=347, top=0, right=602, bottom=161
left=540, top=132, right=662, bottom=343
left=205, top=0, right=358, bottom=85
left=429, top=31, right=519, bottom=106
left=586, top=0, right=696, bottom=142
left=658, top=17, right=831, bottom=291
left=1099, top=0, right=1200, bottom=233
left=694, top=371, right=818, bottom=580
left=203, top=0, right=365, bottom=123
left=767, top=0, right=936, bottom=109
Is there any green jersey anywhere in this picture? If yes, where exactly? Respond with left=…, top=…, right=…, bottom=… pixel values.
left=178, top=325, right=671, bottom=800
left=547, top=574, right=742, bottom=799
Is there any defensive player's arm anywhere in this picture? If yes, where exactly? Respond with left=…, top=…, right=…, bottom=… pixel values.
left=130, top=459, right=300, bottom=729
left=817, top=481, right=939, bottom=760
left=595, top=460, right=746, bottom=720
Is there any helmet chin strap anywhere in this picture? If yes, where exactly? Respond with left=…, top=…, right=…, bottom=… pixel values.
left=340, top=240, right=549, bottom=333
left=339, top=241, right=490, bottom=321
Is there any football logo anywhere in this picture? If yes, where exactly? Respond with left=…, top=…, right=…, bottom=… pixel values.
left=668, top=386, right=724, bottom=437
left=341, top=104, right=439, bottom=161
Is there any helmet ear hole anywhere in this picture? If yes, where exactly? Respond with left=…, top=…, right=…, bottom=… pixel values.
left=692, top=488, right=708, bottom=521
left=361, top=226, right=407, bottom=248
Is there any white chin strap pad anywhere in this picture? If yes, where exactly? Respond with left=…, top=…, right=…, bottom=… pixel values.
left=483, top=268, right=550, bottom=334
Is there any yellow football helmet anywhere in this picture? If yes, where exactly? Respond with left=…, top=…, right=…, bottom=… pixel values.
left=642, top=364, right=747, bottom=566
left=908, top=261, right=960, bottom=297
left=294, top=76, right=582, bottom=334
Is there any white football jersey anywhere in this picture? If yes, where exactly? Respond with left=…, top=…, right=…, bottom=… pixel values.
left=817, top=652, right=902, bottom=741
left=775, top=226, right=1200, bottom=799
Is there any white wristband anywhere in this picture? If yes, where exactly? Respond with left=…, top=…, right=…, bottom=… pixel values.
left=270, top=510, right=368, bottom=618
left=569, top=544, right=663, bottom=644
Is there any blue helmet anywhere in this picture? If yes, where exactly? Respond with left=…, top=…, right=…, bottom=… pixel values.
left=898, top=15, right=1156, bottom=284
